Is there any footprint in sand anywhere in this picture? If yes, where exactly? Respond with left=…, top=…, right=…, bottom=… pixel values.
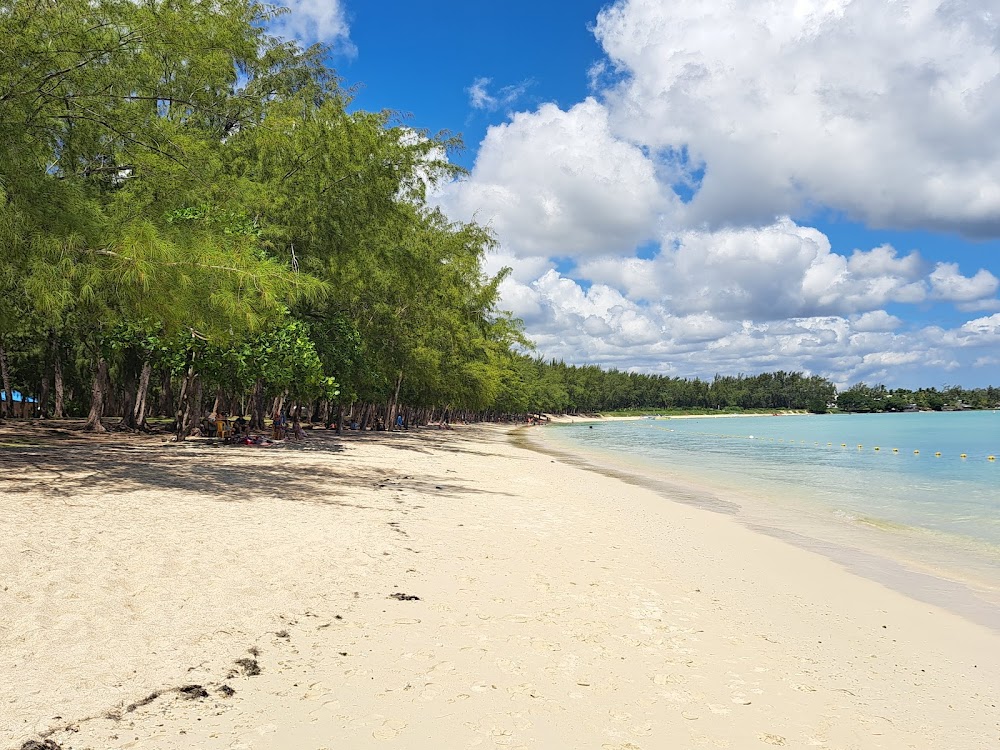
left=530, top=638, right=561, bottom=652
left=430, top=660, right=456, bottom=674
left=653, top=674, right=679, bottom=686
left=373, top=719, right=407, bottom=740
left=506, top=683, right=538, bottom=699
left=660, top=690, right=695, bottom=704
left=496, top=658, right=523, bottom=675
left=419, top=683, right=441, bottom=701
left=758, top=733, right=786, bottom=745
left=629, top=722, right=653, bottom=736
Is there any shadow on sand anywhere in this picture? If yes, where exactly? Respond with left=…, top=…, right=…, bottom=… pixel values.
left=0, top=421, right=516, bottom=506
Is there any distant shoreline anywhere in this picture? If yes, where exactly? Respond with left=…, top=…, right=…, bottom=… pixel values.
left=545, top=410, right=812, bottom=422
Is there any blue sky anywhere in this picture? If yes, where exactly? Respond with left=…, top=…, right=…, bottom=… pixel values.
left=275, top=1, right=1000, bottom=389
left=341, top=0, right=609, bottom=169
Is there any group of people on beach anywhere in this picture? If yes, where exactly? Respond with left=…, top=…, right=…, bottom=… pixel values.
left=199, top=411, right=307, bottom=446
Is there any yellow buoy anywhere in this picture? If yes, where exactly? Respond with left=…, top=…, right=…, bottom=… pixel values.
left=960, top=453, right=967, bottom=459
left=841, top=443, right=846, bottom=447
left=989, top=456, right=996, bottom=461
left=935, top=452, right=941, bottom=457
left=892, top=448, right=899, bottom=453
left=874, top=446, right=880, bottom=451
left=914, top=450, right=920, bottom=454
left=857, top=444, right=863, bottom=449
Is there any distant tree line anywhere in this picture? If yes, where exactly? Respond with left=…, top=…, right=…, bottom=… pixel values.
left=835, top=383, right=1000, bottom=413
left=490, top=361, right=838, bottom=416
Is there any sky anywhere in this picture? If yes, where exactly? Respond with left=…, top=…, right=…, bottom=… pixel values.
left=272, top=0, right=1000, bottom=389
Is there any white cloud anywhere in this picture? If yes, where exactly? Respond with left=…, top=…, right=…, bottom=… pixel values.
left=852, top=310, right=903, bottom=333
left=928, top=262, right=999, bottom=302
left=273, top=0, right=353, bottom=50
left=467, top=77, right=532, bottom=112
left=432, top=1, right=1000, bottom=387
left=468, top=78, right=494, bottom=110
left=594, top=0, right=1000, bottom=235
left=440, top=98, right=671, bottom=258
left=956, top=312, right=1000, bottom=340
left=579, top=219, right=935, bottom=319
left=495, top=264, right=998, bottom=385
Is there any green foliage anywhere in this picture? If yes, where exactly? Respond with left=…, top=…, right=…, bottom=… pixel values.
left=504, top=360, right=839, bottom=415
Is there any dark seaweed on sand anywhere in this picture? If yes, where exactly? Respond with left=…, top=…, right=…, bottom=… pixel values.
left=178, top=684, right=209, bottom=699
left=125, top=690, right=162, bottom=712
left=234, top=657, right=261, bottom=676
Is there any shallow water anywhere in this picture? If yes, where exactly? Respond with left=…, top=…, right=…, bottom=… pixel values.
left=540, top=412, right=1000, bottom=624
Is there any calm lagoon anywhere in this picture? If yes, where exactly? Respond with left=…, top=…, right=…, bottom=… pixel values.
left=542, top=411, right=1000, bottom=624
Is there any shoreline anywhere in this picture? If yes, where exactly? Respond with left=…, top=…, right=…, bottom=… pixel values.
left=545, top=411, right=812, bottom=423
left=2, top=423, right=998, bottom=749
left=528, top=422, right=1000, bottom=633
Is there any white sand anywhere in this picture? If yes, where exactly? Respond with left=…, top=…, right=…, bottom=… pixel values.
left=1, top=423, right=997, bottom=749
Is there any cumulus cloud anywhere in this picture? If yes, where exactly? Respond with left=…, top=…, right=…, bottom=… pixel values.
left=498, top=266, right=998, bottom=386
left=439, top=98, right=671, bottom=258
left=273, top=0, right=354, bottom=50
left=480, top=214, right=1000, bottom=385
left=594, top=0, right=1000, bottom=235
left=928, top=262, right=999, bottom=302
left=434, top=1, right=1000, bottom=386
left=578, top=219, right=948, bottom=319
left=851, top=310, right=903, bottom=333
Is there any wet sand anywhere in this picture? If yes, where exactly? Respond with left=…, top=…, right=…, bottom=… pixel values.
left=1, top=422, right=997, bottom=749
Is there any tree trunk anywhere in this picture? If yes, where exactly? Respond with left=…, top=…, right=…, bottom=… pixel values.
left=249, top=379, right=265, bottom=430
left=159, top=370, right=173, bottom=417
left=38, top=371, right=50, bottom=419
left=271, top=393, right=285, bottom=421
left=53, top=351, right=65, bottom=419
left=118, top=367, right=137, bottom=429
left=84, top=357, right=109, bottom=432
left=0, top=343, right=12, bottom=419
left=174, top=351, right=199, bottom=441
left=132, top=358, right=152, bottom=430
left=387, top=370, right=404, bottom=430
left=181, top=374, right=203, bottom=439
left=336, top=403, right=344, bottom=435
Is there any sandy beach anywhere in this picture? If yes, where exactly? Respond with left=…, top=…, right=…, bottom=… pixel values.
left=2, top=423, right=997, bottom=749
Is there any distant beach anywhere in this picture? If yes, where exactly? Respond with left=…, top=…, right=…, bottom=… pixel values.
left=2, top=422, right=997, bottom=749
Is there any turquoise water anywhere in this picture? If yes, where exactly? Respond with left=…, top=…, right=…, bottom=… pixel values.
left=546, top=411, right=1000, bottom=557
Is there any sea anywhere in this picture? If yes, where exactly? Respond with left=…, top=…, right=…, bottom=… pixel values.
left=537, top=411, right=1000, bottom=628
